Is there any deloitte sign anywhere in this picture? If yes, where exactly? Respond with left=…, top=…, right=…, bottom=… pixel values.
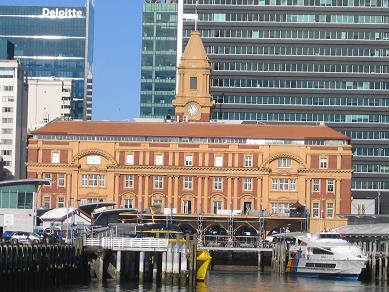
left=42, top=8, right=83, bottom=18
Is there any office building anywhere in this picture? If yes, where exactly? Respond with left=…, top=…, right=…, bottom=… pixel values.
left=0, top=59, right=28, bottom=179
left=140, top=0, right=389, bottom=214
left=0, top=1, right=94, bottom=120
left=140, top=0, right=179, bottom=118
left=27, top=79, right=72, bottom=131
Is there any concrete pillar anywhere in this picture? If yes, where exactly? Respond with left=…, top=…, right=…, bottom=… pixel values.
left=180, top=244, right=188, bottom=284
left=116, top=251, right=121, bottom=281
left=139, top=251, right=145, bottom=282
left=167, top=244, right=173, bottom=279
left=161, top=252, right=167, bottom=282
left=98, top=255, right=104, bottom=282
left=258, top=251, right=262, bottom=272
left=152, top=253, right=158, bottom=283
left=172, top=244, right=180, bottom=283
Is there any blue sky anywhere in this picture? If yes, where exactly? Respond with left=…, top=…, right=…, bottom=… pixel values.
left=4, top=0, right=144, bottom=121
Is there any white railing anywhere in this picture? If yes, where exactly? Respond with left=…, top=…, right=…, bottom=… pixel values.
left=85, top=237, right=169, bottom=250
left=85, top=238, right=101, bottom=246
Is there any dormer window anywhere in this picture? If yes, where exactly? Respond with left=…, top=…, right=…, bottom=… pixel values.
left=87, top=155, right=101, bottom=165
left=278, top=158, right=291, bottom=168
left=190, top=77, right=197, bottom=90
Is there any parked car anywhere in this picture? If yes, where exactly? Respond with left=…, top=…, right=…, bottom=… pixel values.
left=3, top=231, right=16, bottom=242
left=10, top=232, right=42, bottom=244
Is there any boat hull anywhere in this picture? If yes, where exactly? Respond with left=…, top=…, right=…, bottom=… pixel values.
left=287, top=257, right=366, bottom=279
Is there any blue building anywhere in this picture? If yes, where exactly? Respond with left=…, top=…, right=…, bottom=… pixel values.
left=0, top=1, right=94, bottom=120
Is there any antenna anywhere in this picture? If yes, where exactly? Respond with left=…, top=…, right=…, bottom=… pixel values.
left=195, top=0, right=198, bottom=31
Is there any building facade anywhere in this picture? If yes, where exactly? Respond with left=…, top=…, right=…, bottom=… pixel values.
left=27, top=79, right=72, bottom=131
left=140, top=0, right=179, bottom=118
left=0, top=59, right=28, bottom=179
left=27, top=121, right=352, bottom=232
left=0, top=1, right=94, bottom=120
left=141, top=0, right=389, bottom=214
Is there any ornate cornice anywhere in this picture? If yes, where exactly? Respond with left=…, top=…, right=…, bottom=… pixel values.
left=298, top=169, right=352, bottom=174
left=26, top=162, right=78, bottom=169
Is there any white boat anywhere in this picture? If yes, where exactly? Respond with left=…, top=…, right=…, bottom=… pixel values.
left=285, top=232, right=367, bottom=279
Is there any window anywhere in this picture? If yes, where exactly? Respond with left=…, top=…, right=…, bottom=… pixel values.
left=327, top=202, right=334, bottom=218
left=213, top=177, right=222, bottom=190
left=87, top=155, right=101, bottom=165
left=184, top=176, right=193, bottom=190
left=1, top=128, right=12, bottom=134
left=154, top=176, right=163, bottom=189
left=278, top=158, right=291, bottom=168
left=3, top=85, right=13, bottom=91
left=152, top=199, right=163, bottom=208
left=279, top=178, right=288, bottom=191
left=213, top=201, right=223, bottom=214
left=243, top=178, right=253, bottom=191
left=81, top=175, right=88, bottom=187
left=57, top=173, right=65, bottom=187
left=124, top=175, right=134, bottom=188
left=272, top=178, right=278, bottom=190
left=290, top=179, right=296, bottom=191
left=99, top=175, right=105, bottom=187
left=312, top=202, right=320, bottom=218
left=313, top=179, right=320, bottom=192
left=89, top=174, right=98, bottom=187
left=43, top=197, right=50, bottom=208
left=3, top=160, right=11, bottom=166
left=320, top=157, right=328, bottom=169
left=126, top=153, right=134, bottom=165
left=185, top=155, right=193, bottom=166
left=190, top=77, right=197, bottom=90
left=51, top=151, right=60, bottom=164
left=183, top=200, right=192, bottom=214
left=244, top=155, right=253, bottom=167
left=243, top=202, right=252, bottom=214
left=327, top=179, right=334, bottom=192
left=1, top=150, right=11, bottom=156
left=43, top=173, right=52, bottom=185
left=271, top=203, right=290, bottom=215
left=123, top=199, right=133, bottom=208
left=2, top=107, right=13, bottom=113
left=58, top=197, right=65, bottom=208
left=2, top=96, right=14, bottom=102
left=1, top=139, right=12, bottom=145
left=155, top=154, right=163, bottom=166
left=215, top=155, right=223, bottom=167
left=80, top=198, right=98, bottom=205
left=2, top=118, right=12, bottom=123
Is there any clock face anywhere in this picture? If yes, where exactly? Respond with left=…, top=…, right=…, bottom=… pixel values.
left=186, top=103, right=199, bottom=116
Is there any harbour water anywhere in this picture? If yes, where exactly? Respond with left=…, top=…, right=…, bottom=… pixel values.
left=34, top=271, right=388, bottom=292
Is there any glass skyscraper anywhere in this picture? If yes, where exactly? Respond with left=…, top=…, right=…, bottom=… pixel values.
left=140, top=0, right=389, bottom=214
left=0, top=1, right=94, bottom=119
left=140, top=0, right=178, bottom=119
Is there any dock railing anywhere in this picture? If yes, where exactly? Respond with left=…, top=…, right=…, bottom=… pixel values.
left=85, top=236, right=169, bottom=250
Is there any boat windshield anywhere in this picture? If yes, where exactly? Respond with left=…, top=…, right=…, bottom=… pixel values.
left=318, top=233, right=341, bottom=239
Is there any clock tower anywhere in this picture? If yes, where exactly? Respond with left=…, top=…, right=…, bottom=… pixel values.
left=172, top=31, right=214, bottom=122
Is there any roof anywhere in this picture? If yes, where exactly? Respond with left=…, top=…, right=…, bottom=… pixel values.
left=181, top=31, right=209, bottom=62
left=40, top=207, right=76, bottom=221
left=0, top=179, right=50, bottom=187
left=32, top=121, right=349, bottom=141
left=333, top=223, right=389, bottom=236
